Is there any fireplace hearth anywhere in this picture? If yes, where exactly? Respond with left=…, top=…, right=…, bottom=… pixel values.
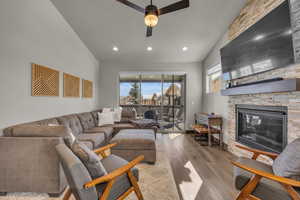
left=236, top=104, right=287, bottom=153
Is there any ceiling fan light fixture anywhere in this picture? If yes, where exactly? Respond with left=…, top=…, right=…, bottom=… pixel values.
left=144, top=5, right=159, bottom=27
left=116, top=0, right=190, bottom=37
left=144, top=14, right=158, bottom=27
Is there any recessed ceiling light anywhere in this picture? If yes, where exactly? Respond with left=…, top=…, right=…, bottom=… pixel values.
left=113, top=46, right=119, bottom=52
left=182, top=47, right=188, bottom=51
left=285, top=29, right=293, bottom=35
left=254, top=35, right=265, bottom=41
left=147, top=46, right=153, bottom=51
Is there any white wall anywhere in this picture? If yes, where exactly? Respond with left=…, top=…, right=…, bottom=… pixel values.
left=201, top=33, right=231, bottom=143
left=0, top=0, right=100, bottom=131
left=99, top=62, right=203, bottom=129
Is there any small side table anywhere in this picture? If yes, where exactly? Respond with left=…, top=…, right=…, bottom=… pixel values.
left=193, top=113, right=223, bottom=149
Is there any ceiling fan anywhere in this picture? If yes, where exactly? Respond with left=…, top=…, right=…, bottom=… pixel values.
left=116, top=0, right=190, bottom=37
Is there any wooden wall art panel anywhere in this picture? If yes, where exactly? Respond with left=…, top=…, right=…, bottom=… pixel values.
left=31, top=63, right=59, bottom=96
left=82, top=79, right=93, bottom=98
left=63, top=73, right=80, bottom=97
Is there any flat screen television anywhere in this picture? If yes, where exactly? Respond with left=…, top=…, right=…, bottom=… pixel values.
left=221, top=0, right=294, bottom=81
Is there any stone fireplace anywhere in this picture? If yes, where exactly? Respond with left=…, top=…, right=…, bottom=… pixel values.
left=236, top=104, right=287, bottom=153
left=227, top=81, right=300, bottom=162
left=221, top=0, right=300, bottom=163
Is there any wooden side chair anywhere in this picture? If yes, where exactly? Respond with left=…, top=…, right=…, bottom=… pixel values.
left=56, top=143, right=144, bottom=200
left=232, top=140, right=300, bottom=200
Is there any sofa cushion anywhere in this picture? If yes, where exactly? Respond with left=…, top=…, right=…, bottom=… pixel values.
left=233, top=157, right=293, bottom=200
left=57, top=115, right=83, bottom=137
left=91, top=110, right=102, bottom=126
left=273, top=138, right=300, bottom=181
left=97, top=154, right=139, bottom=199
left=77, top=112, right=96, bottom=130
left=84, top=126, right=113, bottom=142
left=36, top=118, right=60, bottom=126
left=77, top=133, right=106, bottom=149
left=71, top=141, right=107, bottom=179
left=85, top=126, right=113, bottom=134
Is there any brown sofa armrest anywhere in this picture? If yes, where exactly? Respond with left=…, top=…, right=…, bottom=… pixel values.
left=0, top=136, right=67, bottom=194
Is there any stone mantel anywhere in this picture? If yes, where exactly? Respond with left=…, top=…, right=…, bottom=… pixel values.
left=221, top=78, right=300, bottom=96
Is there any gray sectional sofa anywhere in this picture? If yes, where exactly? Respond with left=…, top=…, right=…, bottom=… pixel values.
left=0, top=109, right=137, bottom=196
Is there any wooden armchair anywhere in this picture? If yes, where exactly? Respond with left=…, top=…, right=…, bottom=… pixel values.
left=232, top=144, right=300, bottom=200
left=56, top=143, right=144, bottom=200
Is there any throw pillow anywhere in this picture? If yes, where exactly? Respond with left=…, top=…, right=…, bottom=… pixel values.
left=98, top=112, right=114, bottom=126
left=113, top=107, right=123, bottom=122
left=102, top=107, right=112, bottom=113
left=273, top=138, right=300, bottom=181
left=71, top=141, right=107, bottom=179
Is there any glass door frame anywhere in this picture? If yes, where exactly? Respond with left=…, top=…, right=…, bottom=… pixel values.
left=119, top=72, right=186, bottom=133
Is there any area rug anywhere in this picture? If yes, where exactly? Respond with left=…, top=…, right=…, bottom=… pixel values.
left=0, top=143, right=179, bottom=200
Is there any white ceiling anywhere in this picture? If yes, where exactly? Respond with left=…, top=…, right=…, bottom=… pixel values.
left=50, top=0, right=246, bottom=64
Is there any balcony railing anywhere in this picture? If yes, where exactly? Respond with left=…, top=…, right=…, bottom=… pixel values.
left=121, top=104, right=185, bottom=131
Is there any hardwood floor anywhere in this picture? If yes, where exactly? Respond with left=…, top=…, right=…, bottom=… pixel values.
left=160, top=133, right=238, bottom=200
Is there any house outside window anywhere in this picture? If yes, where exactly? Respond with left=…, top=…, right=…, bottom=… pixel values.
left=206, top=64, right=222, bottom=94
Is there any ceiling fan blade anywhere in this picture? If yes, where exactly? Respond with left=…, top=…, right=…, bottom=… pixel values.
left=146, top=26, right=152, bottom=37
left=158, top=0, right=189, bottom=15
left=116, top=0, right=145, bottom=13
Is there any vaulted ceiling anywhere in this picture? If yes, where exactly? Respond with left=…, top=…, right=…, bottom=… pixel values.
left=50, top=0, right=246, bottom=64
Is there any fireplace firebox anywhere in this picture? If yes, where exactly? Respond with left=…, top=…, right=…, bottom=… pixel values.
left=236, top=104, right=287, bottom=153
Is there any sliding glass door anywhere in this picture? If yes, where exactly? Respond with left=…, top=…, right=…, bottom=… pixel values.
left=119, top=72, right=186, bottom=132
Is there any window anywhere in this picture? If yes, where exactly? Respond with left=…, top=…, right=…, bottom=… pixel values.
left=119, top=73, right=140, bottom=105
left=206, top=64, right=222, bottom=94
left=140, top=74, right=162, bottom=105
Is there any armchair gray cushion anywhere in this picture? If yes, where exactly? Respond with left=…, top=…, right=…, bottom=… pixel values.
left=234, top=157, right=273, bottom=190
left=98, top=154, right=139, bottom=200
left=57, top=143, right=140, bottom=200
left=233, top=157, right=292, bottom=200
left=71, top=141, right=107, bottom=179
left=56, top=144, right=98, bottom=200
left=273, top=138, right=300, bottom=181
